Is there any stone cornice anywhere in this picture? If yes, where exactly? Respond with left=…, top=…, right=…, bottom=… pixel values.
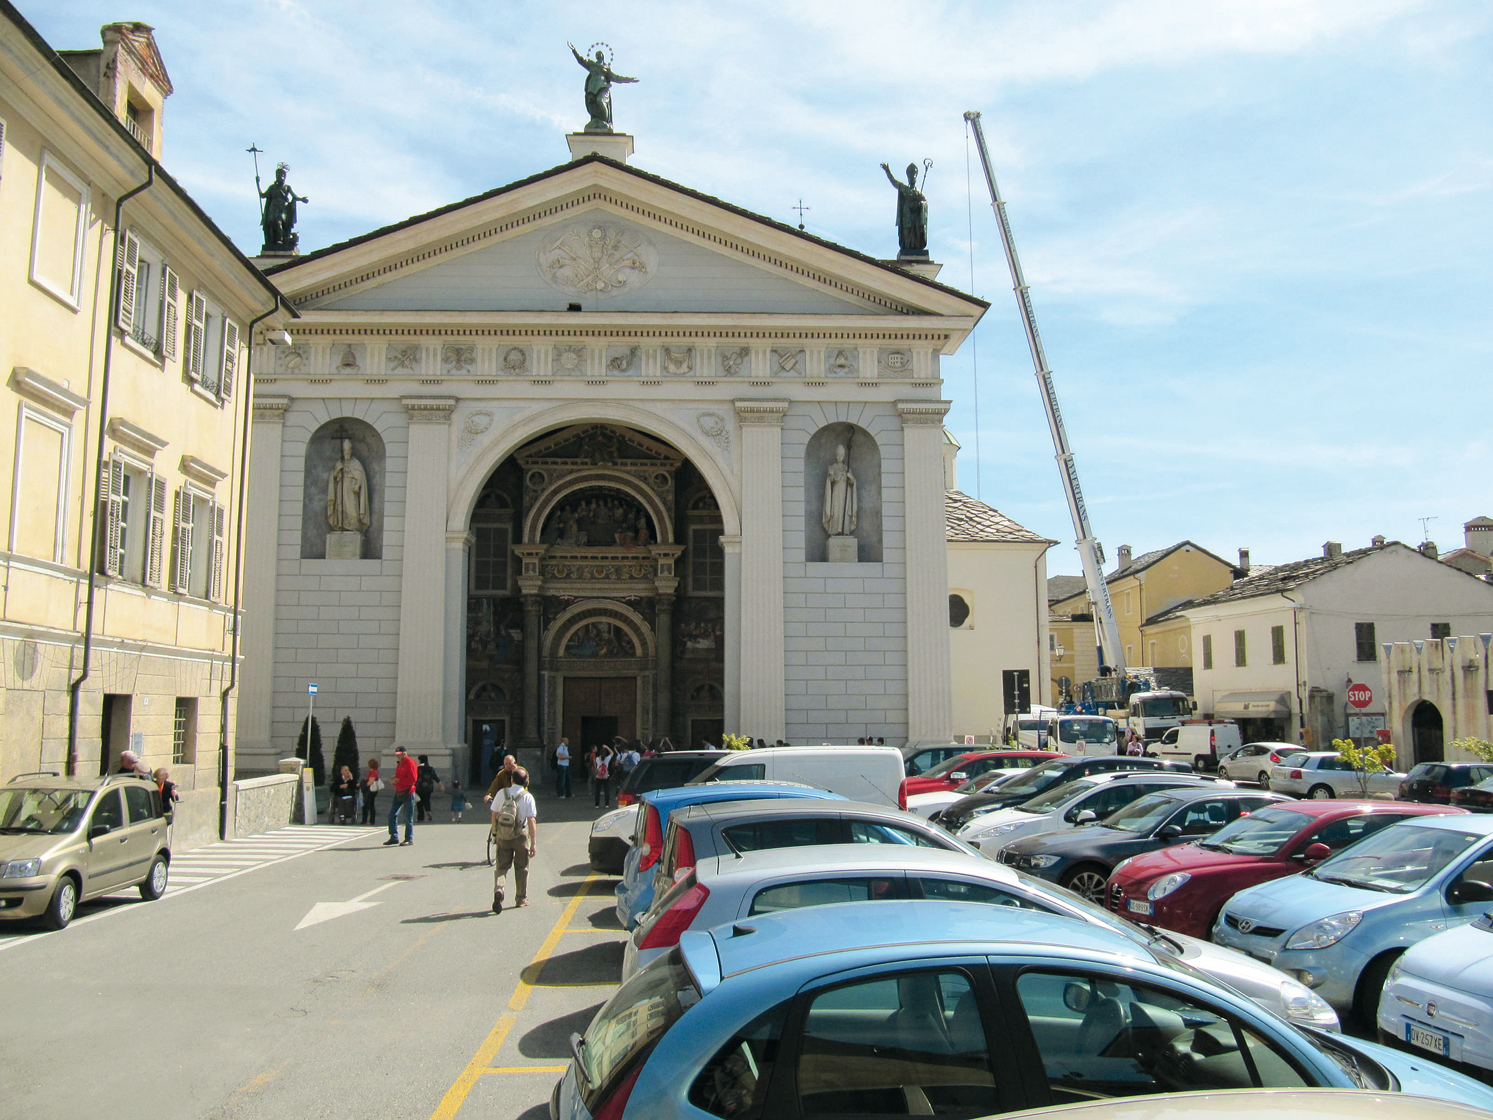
left=445, top=531, right=476, bottom=549
left=896, top=400, right=952, bottom=426
left=11, top=367, right=89, bottom=417
left=106, top=417, right=169, bottom=457
left=180, top=455, right=229, bottom=487
left=733, top=400, right=790, bottom=425
left=252, top=395, right=292, bottom=422
left=402, top=395, right=458, bottom=423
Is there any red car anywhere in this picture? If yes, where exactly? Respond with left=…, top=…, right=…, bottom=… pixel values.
left=1106, top=799, right=1466, bottom=938
left=898, top=750, right=1065, bottom=806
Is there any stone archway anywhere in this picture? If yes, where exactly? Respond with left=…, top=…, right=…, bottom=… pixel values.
left=1411, top=701, right=1444, bottom=764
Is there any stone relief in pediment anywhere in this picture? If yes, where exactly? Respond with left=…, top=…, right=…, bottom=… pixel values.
left=334, top=344, right=365, bottom=376
left=879, top=348, right=913, bottom=377
left=661, top=346, right=694, bottom=376
left=443, top=344, right=476, bottom=376
left=772, top=348, right=804, bottom=378
left=827, top=348, right=859, bottom=377
left=276, top=343, right=309, bottom=375
left=553, top=344, right=587, bottom=376
left=718, top=346, right=749, bottom=377
left=460, top=410, right=494, bottom=448
left=606, top=345, right=640, bottom=374
left=536, top=222, right=658, bottom=298
left=697, top=412, right=730, bottom=451
left=500, top=346, right=530, bottom=375
left=386, top=343, right=421, bottom=374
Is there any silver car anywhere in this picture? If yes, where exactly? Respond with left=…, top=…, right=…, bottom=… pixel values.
left=1269, top=752, right=1404, bottom=800
left=621, top=843, right=1339, bottom=1029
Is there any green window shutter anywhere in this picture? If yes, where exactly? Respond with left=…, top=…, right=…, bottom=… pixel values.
left=210, top=501, right=225, bottom=600
left=116, top=229, right=140, bottom=334
left=220, top=319, right=239, bottom=400
left=102, top=457, right=125, bottom=576
left=161, top=266, right=180, bottom=361
left=146, top=472, right=168, bottom=586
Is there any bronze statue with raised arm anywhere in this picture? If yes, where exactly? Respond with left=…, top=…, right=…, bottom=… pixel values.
left=880, top=161, right=928, bottom=258
left=569, top=42, right=638, bottom=134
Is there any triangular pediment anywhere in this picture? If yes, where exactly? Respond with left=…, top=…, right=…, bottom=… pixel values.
left=266, top=156, right=985, bottom=321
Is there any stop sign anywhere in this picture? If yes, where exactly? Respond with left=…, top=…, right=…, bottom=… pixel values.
left=1347, top=683, right=1373, bottom=709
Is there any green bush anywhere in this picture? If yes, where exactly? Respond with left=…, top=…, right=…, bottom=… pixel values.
left=296, top=716, right=325, bottom=786
left=331, top=716, right=360, bottom=781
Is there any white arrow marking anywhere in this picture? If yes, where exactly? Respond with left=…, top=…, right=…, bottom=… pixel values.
left=294, top=881, right=402, bottom=931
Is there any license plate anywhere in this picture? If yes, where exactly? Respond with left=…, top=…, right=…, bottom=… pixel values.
left=1248, top=950, right=1276, bottom=964
left=1407, top=1023, right=1449, bottom=1057
left=1126, top=900, right=1153, bottom=916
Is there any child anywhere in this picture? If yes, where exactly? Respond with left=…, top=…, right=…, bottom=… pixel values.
left=450, top=780, right=469, bottom=822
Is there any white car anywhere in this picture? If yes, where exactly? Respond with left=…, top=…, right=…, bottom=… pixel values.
left=956, top=771, right=1230, bottom=853
left=1269, top=752, right=1404, bottom=799
left=1218, top=742, right=1306, bottom=785
left=904, top=769, right=1019, bottom=819
left=1377, top=909, right=1493, bottom=1072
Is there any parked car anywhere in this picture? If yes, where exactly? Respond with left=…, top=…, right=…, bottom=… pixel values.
left=687, top=744, right=904, bottom=806
left=956, top=771, right=1231, bottom=854
left=1269, top=752, right=1404, bottom=800
left=614, top=749, right=723, bottom=807
left=1377, top=907, right=1493, bottom=1074
left=998, top=787, right=1287, bottom=902
left=933, top=755, right=1195, bottom=833
left=963, top=1090, right=1493, bottom=1120
left=1107, top=800, right=1467, bottom=938
left=1399, top=762, right=1493, bottom=805
left=611, top=782, right=844, bottom=926
left=553, top=900, right=1493, bottom=1120
left=648, top=797, right=981, bottom=910
left=1452, top=776, right=1493, bottom=813
left=1156, top=721, right=1242, bottom=771
left=906, top=770, right=1023, bottom=820
left=0, top=772, right=171, bottom=930
left=1212, top=814, right=1493, bottom=1024
left=1217, top=742, right=1305, bottom=785
left=899, top=750, right=1065, bottom=803
left=623, top=844, right=1338, bottom=1030
left=901, top=742, right=972, bottom=777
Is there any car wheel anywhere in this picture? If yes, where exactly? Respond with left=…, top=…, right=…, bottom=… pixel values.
left=1061, top=864, right=1111, bottom=904
left=1257, top=770, right=1270, bottom=787
left=43, top=876, right=78, bottom=930
left=138, top=855, right=169, bottom=901
left=1307, top=784, right=1334, bottom=800
left=1354, top=949, right=1403, bottom=1029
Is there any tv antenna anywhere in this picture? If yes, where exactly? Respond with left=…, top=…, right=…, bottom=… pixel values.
left=1418, top=515, right=1437, bottom=542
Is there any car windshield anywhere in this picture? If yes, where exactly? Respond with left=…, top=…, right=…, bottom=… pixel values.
left=1308, top=824, right=1486, bottom=894
left=994, top=760, right=1070, bottom=795
left=578, top=947, right=699, bottom=1103
left=924, top=755, right=979, bottom=780
left=1101, top=792, right=1182, bottom=833
left=955, top=772, right=1007, bottom=795
left=1198, top=806, right=1312, bottom=855
left=1016, top=778, right=1098, bottom=815
left=0, top=787, right=93, bottom=834
left=1056, top=719, right=1117, bottom=745
left=1137, top=696, right=1188, bottom=718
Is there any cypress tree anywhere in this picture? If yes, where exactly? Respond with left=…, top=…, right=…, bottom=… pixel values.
left=332, top=716, right=360, bottom=780
left=295, top=715, right=325, bottom=786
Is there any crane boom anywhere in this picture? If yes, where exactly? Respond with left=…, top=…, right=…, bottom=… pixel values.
left=963, top=109, right=1125, bottom=677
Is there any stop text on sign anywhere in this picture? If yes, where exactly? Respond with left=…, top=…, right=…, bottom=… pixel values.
left=1347, top=683, right=1373, bottom=709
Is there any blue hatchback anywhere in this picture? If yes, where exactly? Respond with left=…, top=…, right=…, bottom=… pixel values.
left=1213, top=814, right=1493, bottom=1023
left=555, top=900, right=1493, bottom=1120
left=613, top=782, right=843, bottom=929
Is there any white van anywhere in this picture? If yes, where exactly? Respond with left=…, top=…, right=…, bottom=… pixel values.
left=1125, top=690, right=1194, bottom=741
left=1157, top=721, right=1242, bottom=770
left=1042, top=714, right=1121, bottom=757
left=685, top=746, right=904, bottom=807
left=1011, top=707, right=1061, bottom=749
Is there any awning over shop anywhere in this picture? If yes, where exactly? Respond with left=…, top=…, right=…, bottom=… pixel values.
left=1214, top=691, right=1292, bottom=719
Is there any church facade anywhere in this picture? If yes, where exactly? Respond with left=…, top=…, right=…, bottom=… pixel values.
left=236, top=140, right=985, bottom=785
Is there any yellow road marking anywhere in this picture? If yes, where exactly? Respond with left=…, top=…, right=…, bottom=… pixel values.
left=428, top=873, right=603, bottom=1120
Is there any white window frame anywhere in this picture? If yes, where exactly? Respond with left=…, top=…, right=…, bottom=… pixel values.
left=100, top=449, right=166, bottom=585
left=118, top=229, right=177, bottom=365
left=172, top=485, right=224, bottom=601
left=9, top=404, right=71, bottom=563
left=185, top=289, right=238, bottom=404
left=29, top=150, right=91, bottom=309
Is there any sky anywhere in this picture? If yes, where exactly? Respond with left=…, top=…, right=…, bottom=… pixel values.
left=30, top=1, right=1493, bottom=576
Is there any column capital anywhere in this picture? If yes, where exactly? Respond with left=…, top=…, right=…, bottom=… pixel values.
left=718, top=533, right=743, bottom=554
left=402, top=395, right=458, bottom=423
left=733, top=399, right=790, bottom=426
left=896, top=400, right=952, bottom=426
left=252, top=395, right=292, bottom=423
left=445, top=530, right=475, bottom=550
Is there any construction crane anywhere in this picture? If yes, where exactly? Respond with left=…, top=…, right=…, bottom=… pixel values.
left=964, top=109, right=1125, bottom=680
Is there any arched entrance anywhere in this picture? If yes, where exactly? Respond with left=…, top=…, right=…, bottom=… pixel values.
left=1411, top=701, right=1444, bottom=764
left=463, top=422, right=726, bottom=755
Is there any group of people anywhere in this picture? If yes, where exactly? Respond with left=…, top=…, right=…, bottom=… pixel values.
left=546, top=735, right=660, bottom=807
left=327, top=754, right=469, bottom=829
left=116, top=751, right=180, bottom=816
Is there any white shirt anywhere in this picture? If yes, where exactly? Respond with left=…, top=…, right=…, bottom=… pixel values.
left=493, top=785, right=537, bottom=824
left=556, top=742, right=570, bottom=766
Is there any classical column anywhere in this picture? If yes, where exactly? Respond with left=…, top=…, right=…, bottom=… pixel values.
left=521, top=593, right=543, bottom=748
left=237, top=396, right=290, bottom=767
left=650, top=545, right=684, bottom=742
left=443, top=531, right=473, bottom=751
left=394, top=396, right=456, bottom=749
left=898, top=400, right=955, bottom=744
left=733, top=400, right=789, bottom=740
left=720, top=534, right=743, bottom=737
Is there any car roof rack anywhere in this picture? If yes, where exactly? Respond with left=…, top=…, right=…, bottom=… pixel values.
left=7, top=771, right=63, bottom=782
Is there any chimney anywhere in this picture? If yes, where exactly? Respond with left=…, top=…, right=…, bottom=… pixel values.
left=1237, top=548, right=1250, bottom=574
left=1421, top=540, right=1440, bottom=560
left=1117, top=545, right=1132, bottom=571
left=1323, top=541, right=1342, bottom=560
left=1371, top=535, right=1386, bottom=548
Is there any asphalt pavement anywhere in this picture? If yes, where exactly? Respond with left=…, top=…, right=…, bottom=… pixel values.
left=0, top=786, right=624, bottom=1120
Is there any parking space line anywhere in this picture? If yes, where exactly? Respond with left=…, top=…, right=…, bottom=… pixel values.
left=428, top=873, right=602, bottom=1120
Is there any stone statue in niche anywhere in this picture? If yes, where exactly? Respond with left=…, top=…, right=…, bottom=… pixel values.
left=822, top=444, right=858, bottom=562
left=326, top=438, right=370, bottom=558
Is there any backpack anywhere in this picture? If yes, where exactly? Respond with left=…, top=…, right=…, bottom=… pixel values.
left=595, top=755, right=610, bottom=780
left=493, top=789, right=525, bottom=841
left=416, top=765, right=435, bottom=796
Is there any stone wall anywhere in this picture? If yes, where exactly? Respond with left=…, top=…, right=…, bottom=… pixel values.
left=230, top=773, right=301, bottom=837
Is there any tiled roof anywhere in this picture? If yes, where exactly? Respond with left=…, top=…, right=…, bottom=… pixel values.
left=945, top=491, right=1054, bottom=544
left=1048, top=574, right=1086, bottom=603
left=1108, top=540, right=1236, bottom=580
left=1165, top=543, right=1401, bottom=613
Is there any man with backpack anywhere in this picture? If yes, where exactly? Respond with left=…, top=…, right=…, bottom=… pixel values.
left=491, top=767, right=537, bottom=913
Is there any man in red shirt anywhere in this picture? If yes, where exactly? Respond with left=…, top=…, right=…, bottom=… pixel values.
left=384, top=746, right=419, bottom=846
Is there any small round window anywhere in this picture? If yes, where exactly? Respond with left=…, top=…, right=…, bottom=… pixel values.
left=949, top=593, right=971, bottom=628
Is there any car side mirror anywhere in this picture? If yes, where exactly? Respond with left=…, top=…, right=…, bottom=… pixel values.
left=1450, top=880, right=1493, bottom=905
left=1062, top=981, right=1092, bottom=1013
left=1071, top=810, right=1098, bottom=825
left=1158, top=824, right=1184, bottom=840
left=950, top=772, right=968, bottom=782
left=89, top=823, right=111, bottom=839
left=1298, top=842, right=1332, bottom=863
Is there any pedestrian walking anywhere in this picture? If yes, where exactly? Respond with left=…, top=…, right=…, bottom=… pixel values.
left=592, top=743, right=616, bottom=808
left=361, top=759, right=383, bottom=825
left=450, top=781, right=469, bottom=822
left=491, top=767, right=538, bottom=913
left=554, top=736, right=572, bottom=798
left=384, top=747, right=418, bottom=846
left=330, top=765, right=359, bottom=823
left=414, top=754, right=444, bottom=822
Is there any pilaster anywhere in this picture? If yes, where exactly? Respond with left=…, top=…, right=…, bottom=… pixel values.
left=394, top=396, right=456, bottom=747
left=720, top=534, right=743, bottom=737
left=734, top=400, right=789, bottom=739
left=898, top=400, right=954, bottom=744
left=444, top=531, right=474, bottom=747
left=238, top=396, right=290, bottom=764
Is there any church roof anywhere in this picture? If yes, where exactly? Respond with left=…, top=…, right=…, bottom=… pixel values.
left=945, top=490, right=1054, bottom=545
left=263, top=153, right=988, bottom=312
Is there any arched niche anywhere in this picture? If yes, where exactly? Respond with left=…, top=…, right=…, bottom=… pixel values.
left=301, top=417, right=386, bottom=559
left=804, top=423, right=882, bottom=563
left=529, top=477, right=665, bottom=547
left=542, top=598, right=655, bottom=662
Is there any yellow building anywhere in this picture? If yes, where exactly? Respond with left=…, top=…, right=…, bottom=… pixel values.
left=1048, top=541, right=1238, bottom=697
left=0, top=13, right=290, bottom=840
